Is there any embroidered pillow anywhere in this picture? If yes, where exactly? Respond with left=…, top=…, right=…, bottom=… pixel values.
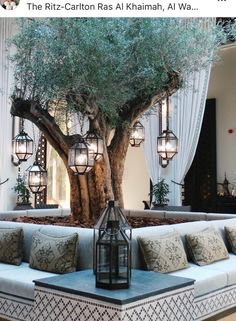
left=29, top=231, right=78, bottom=274
left=225, top=226, right=236, bottom=253
left=186, top=227, right=229, bottom=266
left=138, top=232, right=188, bottom=273
left=0, top=227, right=23, bottom=265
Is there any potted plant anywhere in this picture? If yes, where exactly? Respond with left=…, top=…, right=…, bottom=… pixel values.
left=150, top=179, right=170, bottom=207
left=13, top=175, right=32, bottom=210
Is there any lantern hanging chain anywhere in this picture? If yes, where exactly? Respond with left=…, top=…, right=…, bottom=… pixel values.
left=17, top=164, right=21, bottom=203
left=166, top=93, right=170, bottom=131
left=159, top=101, right=162, bottom=135
left=20, top=117, right=24, bottom=132
left=32, top=123, right=40, bottom=161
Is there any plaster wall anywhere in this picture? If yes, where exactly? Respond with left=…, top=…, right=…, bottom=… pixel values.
left=207, top=44, right=236, bottom=191
left=122, top=145, right=150, bottom=210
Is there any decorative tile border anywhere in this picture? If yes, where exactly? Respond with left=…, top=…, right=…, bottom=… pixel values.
left=0, top=293, right=34, bottom=321
left=194, top=283, right=236, bottom=321
left=34, top=285, right=195, bottom=321
left=3, top=282, right=236, bottom=320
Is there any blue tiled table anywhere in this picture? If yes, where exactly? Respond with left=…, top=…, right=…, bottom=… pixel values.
left=34, top=269, right=195, bottom=321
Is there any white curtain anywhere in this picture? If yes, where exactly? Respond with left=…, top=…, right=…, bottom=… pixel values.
left=142, top=112, right=161, bottom=186
left=0, top=19, right=16, bottom=210
left=143, top=66, right=212, bottom=205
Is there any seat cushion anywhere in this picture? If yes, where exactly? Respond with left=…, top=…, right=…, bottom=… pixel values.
left=185, top=227, right=229, bottom=266
left=30, top=230, right=78, bottom=274
left=201, top=254, right=236, bottom=286
left=0, top=227, right=23, bottom=265
left=138, top=232, right=188, bottom=273
left=169, top=263, right=228, bottom=297
left=0, top=262, right=57, bottom=300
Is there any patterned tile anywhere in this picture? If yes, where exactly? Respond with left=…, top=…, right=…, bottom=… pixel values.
left=34, top=285, right=195, bottom=321
left=194, top=284, right=236, bottom=321
left=0, top=293, right=34, bottom=321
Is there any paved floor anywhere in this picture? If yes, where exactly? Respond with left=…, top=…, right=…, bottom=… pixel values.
left=204, top=311, right=236, bottom=321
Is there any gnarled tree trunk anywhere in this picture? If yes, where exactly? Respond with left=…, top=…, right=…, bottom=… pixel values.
left=10, top=72, right=180, bottom=222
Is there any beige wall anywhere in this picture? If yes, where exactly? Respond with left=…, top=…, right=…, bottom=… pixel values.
left=122, top=145, right=150, bottom=210
left=207, top=44, right=236, bottom=191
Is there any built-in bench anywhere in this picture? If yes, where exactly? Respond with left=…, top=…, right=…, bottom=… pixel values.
left=1, top=212, right=236, bottom=320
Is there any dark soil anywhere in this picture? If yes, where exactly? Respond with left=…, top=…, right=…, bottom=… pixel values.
left=11, top=215, right=191, bottom=228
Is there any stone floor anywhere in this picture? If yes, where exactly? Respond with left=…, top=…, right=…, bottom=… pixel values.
left=204, top=309, right=236, bottom=321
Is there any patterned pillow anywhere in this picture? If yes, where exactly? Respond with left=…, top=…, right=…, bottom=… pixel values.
left=0, top=227, right=23, bottom=265
left=138, top=232, right=188, bottom=273
left=225, top=226, right=236, bottom=253
left=29, top=231, right=78, bottom=274
left=186, top=227, right=229, bottom=266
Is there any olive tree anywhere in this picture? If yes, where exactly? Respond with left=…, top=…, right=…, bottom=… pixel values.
left=10, top=18, right=230, bottom=221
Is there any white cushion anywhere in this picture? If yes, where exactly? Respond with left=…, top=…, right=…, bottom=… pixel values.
left=0, top=262, right=57, bottom=300
left=169, top=263, right=227, bottom=297
left=201, top=254, right=236, bottom=286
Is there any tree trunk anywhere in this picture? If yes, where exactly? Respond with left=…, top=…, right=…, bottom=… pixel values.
left=109, top=126, right=131, bottom=208
left=10, top=73, right=180, bottom=222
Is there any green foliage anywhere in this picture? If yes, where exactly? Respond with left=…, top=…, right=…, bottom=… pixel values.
left=150, top=179, right=170, bottom=205
left=13, top=176, right=30, bottom=204
left=11, top=18, right=234, bottom=126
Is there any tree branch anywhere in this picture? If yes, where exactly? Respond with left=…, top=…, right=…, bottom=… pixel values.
left=118, top=71, right=181, bottom=124
left=10, top=98, right=73, bottom=164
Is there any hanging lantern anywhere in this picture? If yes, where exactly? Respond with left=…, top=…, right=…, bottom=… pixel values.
left=157, top=95, right=178, bottom=161
left=68, top=139, right=94, bottom=175
left=157, top=129, right=178, bottom=160
left=28, top=162, right=47, bottom=193
left=94, top=200, right=132, bottom=290
left=129, top=121, right=145, bottom=147
left=13, top=130, right=33, bottom=162
left=84, top=131, right=103, bottom=161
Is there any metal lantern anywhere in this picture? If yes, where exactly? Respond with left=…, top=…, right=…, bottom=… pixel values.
left=68, top=139, right=94, bottom=175
left=129, top=121, right=145, bottom=147
left=94, top=200, right=132, bottom=290
left=157, top=129, right=178, bottom=160
left=28, top=162, right=47, bottom=193
left=84, top=131, right=104, bottom=161
left=157, top=95, right=178, bottom=161
left=13, top=130, right=33, bottom=162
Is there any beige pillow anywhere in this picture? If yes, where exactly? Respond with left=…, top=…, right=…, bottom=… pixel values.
left=186, top=227, right=229, bottom=266
left=29, top=231, right=78, bottom=274
left=225, top=226, right=236, bottom=253
left=0, top=227, right=23, bottom=265
left=138, top=232, right=188, bottom=273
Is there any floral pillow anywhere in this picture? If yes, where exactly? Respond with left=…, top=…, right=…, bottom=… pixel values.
left=138, top=232, right=188, bottom=273
left=29, top=231, right=78, bottom=274
left=225, top=226, right=236, bottom=253
left=0, top=227, right=23, bottom=265
left=186, top=227, right=229, bottom=266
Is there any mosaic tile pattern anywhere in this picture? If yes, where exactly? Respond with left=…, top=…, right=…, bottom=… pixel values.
left=194, top=284, right=236, bottom=321
left=34, top=285, right=195, bottom=321
left=0, top=293, right=34, bottom=321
